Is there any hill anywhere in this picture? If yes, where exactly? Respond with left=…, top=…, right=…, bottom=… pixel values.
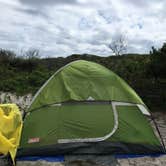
left=0, top=45, right=165, bottom=112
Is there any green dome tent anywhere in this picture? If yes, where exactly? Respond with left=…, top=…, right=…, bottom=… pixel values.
left=18, top=60, right=165, bottom=156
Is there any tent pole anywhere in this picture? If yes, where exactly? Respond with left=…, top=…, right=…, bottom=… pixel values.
left=151, top=113, right=166, bottom=153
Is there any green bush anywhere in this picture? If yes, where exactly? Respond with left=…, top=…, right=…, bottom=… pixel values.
left=0, top=46, right=165, bottom=112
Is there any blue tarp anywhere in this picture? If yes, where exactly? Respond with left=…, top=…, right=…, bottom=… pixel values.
left=17, top=154, right=165, bottom=162
left=115, top=154, right=164, bottom=159
left=17, top=156, right=64, bottom=162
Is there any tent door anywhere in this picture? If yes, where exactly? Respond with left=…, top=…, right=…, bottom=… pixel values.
left=58, top=102, right=118, bottom=143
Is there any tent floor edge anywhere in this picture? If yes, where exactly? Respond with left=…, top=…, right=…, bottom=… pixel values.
left=17, top=141, right=165, bottom=157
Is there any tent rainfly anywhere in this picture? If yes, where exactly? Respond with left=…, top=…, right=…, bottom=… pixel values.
left=18, top=60, right=165, bottom=156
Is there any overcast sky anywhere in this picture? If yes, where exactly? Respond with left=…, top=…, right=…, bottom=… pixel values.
left=0, top=0, right=165, bottom=57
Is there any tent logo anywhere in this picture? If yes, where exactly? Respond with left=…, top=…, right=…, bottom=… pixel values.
left=87, top=96, right=94, bottom=101
left=28, top=137, right=40, bottom=144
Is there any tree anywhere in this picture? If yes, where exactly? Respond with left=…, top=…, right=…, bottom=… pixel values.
left=0, top=49, right=16, bottom=64
left=149, top=43, right=166, bottom=81
left=25, top=49, right=40, bottom=59
left=108, top=34, right=127, bottom=56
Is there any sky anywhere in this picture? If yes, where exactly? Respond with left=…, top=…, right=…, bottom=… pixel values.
left=0, top=0, right=166, bottom=57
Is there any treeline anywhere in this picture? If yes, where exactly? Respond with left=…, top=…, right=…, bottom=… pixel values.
left=0, top=43, right=166, bottom=112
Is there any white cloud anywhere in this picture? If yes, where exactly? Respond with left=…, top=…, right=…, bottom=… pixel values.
left=0, top=0, right=166, bottom=57
left=19, top=0, right=78, bottom=6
